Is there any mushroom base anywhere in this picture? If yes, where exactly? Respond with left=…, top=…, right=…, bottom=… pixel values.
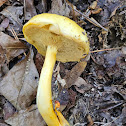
left=37, top=45, right=61, bottom=126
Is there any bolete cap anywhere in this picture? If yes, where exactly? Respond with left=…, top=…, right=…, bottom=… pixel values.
left=23, top=13, right=89, bottom=62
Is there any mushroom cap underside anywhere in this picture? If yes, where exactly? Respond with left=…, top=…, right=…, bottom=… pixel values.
left=23, top=13, right=89, bottom=62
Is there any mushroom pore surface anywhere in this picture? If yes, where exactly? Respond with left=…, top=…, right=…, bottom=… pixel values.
left=23, top=13, right=89, bottom=62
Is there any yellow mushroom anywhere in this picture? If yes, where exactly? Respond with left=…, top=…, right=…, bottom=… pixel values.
left=23, top=13, right=89, bottom=126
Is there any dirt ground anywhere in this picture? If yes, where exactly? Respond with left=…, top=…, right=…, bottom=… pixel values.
left=0, top=0, right=126, bottom=126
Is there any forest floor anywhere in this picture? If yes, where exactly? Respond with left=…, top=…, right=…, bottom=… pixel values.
left=0, top=0, right=126, bottom=126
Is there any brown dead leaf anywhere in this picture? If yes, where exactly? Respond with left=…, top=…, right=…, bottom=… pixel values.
left=0, top=123, right=9, bottom=126
left=73, top=77, right=92, bottom=94
left=0, top=0, right=7, bottom=7
left=5, top=105, right=46, bottom=126
left=0, top=18, right=9, bottom=32
left=0, top=50, right=39, bottom=110
left=57, top=74, right=66, bottom=87
left=64, top=61, right=87, bottom=88
left=112, top=104, right=126, bottom=125
left=66, top=89, right=77, bottom=112
left=0, top=42, right=8, bottom=78
left=87, top=114, right=94, bottom=126
left=0, top=6, right=23, bottom=33
left=35, top=52, right=44, bottom=75
left=3, top=100, right=16, bottom=120
left=112, top=85, right=126, bottom=100
left=0, top=95, right=16, bottom=120
left=24, top=0, right=37, bottom=21
left=0, top=6, right=23, bottom=25
left=49, top=0, right=70, bottom=17
left=69, top=99, right=88, bottom=124
left=109, top=3, right=121, bottom=18
left=35, top=0, right=47, bottom=13
left=0, top=45, right=6, bottom=65
left=0, top=32, right=27, bottom=61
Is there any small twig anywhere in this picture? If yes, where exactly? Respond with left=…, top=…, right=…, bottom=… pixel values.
left=91, top=47, right=122, bottom=53
left=24, top=0, right=26, bottom=22
left=6, top=47, right=27, bottom=49
left=90, top=47, right=122, bottom=64
left=9, top=26, right=19, bottom=40
left=90, top=54, right=98, bottom=64
left=74, top=9, right=108, bottom=31
left=12, top=27, right=19, bottom=40
left=66, top=0, right=108, bottom=31
left=29, top=108, right=38, bottom=112
left=94, top=115, right=121, bottom=125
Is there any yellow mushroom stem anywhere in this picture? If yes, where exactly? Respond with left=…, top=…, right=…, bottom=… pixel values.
left=55, top=101, right=70, bottom=126
left=37, top=45, right=69, bottom=126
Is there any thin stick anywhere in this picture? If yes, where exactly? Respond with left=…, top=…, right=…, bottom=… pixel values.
left=9, top=26, right=19, bottom=40
left=91, top=47, right=122, bottom=53
left=11, top=27, right=19, bottom=40
left=66, top=0, right=108, bottom=31
left=74, top=9, right=108, bottom=31
left=6, top=47, right=27, bottom=49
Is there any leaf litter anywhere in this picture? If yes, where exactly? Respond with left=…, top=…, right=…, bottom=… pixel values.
left=5, top=105, right=46, bottom=126
left=0, top=49, right=39, bottom=110
left=0, top=32, right=27, bottom=61
left=0, top=0, right=126, bottom=125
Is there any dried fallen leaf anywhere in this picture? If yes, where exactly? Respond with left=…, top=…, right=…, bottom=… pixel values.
left=0, top=0, right=7, bottom=7
left=35, top=0, right=47, bottom=13
left=87, top=114, right=94, bottom=126
left=24, top=0, right=37, bottom=20
left=0, top=6, right=23, bottom=33
left=0, top=45, right=6, bottom=65
left=0, top=6, right=23, bottom=25
left=3, top=100, right=16, bottom=120
left=0, top=123, right=9, bottom=126
left=35, top=52, right=44, bottom=75
left=69, top=99, right=88, bottom=124
left=0, top=18, right=9, bottom=32
left=0, top=32, right=27, bottom=62
left=65, top=89, right=77, bottom=112
left=0, top=50, right=39, bottom=110
left=57, top=74, right=66, bottom=87
left=111, top=104, right=126, bottom=125
left=73, top=77, right=92, bottom=94
left=49, top=0, right=70, bottom=17
left=64, top=61, right=87, bottom=88
left=5, top=105, right=46, bottom=126
left=109, top=2, right=121, bottom=18
left=0, top=45, right=8, bottom=79
left=0, top=95, right=16, bottom=120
